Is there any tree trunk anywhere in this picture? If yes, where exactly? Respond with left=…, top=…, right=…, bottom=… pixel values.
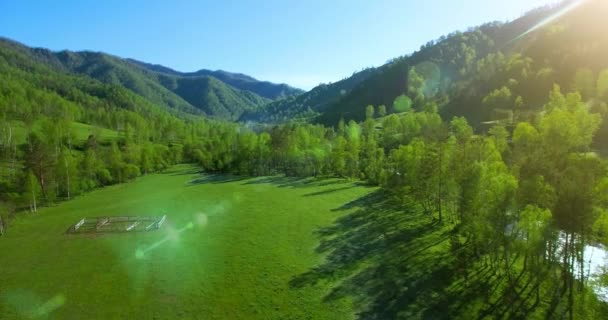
left=65, top=157, right=70, bottom=200
left=437, top=143, right=443, bottom=222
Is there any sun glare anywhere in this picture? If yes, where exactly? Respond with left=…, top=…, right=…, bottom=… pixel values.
left=512, top=0, right=587, bottom=42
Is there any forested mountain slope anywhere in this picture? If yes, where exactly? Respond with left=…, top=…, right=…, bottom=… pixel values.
left=128, top=59, right=304, bottom=100
left=240, top=68, right=376, bottom=123
left=308, top=0, right=608, bottom=130
left=0, top=38, right=299, bottom=120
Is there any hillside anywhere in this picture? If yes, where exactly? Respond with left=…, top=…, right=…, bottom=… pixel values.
left=239, top=68, right=377, bottom=123
left=0, top=38, right=300, bottom=120
left=271, top=0, right=607, bottom=130
left=128, top=59, right=304, bottom=100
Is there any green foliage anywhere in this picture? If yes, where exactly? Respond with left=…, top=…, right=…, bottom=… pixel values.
left=392, top=94, right=412, bottom=113
left=2, top=2, right=608, bottom=317
left=377, top=104, right=387, bottom=117
left=540, top=86, right=601, bottom=155
left=597, top=69, right=608, bottom=101
left=572, top=68, right=596, bottom=99
left=241, top=68, right=376, bottom=123
left=0, top=39, right=300, bottom=120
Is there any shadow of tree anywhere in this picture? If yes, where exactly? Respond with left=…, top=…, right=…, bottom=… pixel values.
left=243, top=176, right=358, bottom=190
left=165, top=168, right=201, bottom=176
left=187, top=174, right=250, bottom=185
left=289, top=191, right=456, bottom=318
left=304, top=186, right=356, bottom=197
left=290, top=191, right=549, bottom=319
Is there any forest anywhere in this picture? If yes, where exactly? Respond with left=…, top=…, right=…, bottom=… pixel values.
left=2, top=0, right=608, bottom=318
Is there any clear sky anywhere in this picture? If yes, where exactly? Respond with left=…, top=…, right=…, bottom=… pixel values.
left=0, top=0, right=556, bottom=90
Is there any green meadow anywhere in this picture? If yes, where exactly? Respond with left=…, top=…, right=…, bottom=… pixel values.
left=2, top=165, right=595, bottom=319
left=0, top=165, right=376, bottom=319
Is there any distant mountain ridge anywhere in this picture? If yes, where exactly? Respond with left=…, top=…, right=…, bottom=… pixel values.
left=127, top=59, right=304, bottom=100
left=240, top=68, right=377, bottom=123
left=0, top=37, right=302, bottom=120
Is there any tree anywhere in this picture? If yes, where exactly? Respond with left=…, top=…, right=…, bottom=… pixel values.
left=482, top=86, right=512, bottom=112
left=540, top=88, right=601, bottom=156
left=23, top=170, right=42, bottom=213
left=597, top=69, right=608, bottom=101
left=140, top=144, right=154, bottom=175
left=450, top=117, right=473, bottom=144
left=344, top=121, right=361, bottom=178
left=365, top=105, right=374, bottom=120
left=56, top=146, right=79, bottom=200
left=393, top=95, right=412, bottom=113
left=23, top=132, right=55, bottom=201
left=377, top=105, right=387, bottom=117
left=488, top=125, right=509, bottom=156
left=107, top=142, right=125, bottom=183
left=331, top=136, right=347, bottom=177
left=571, top=68, right=595, bottom=99
left=517, top=205, right=552, bottom=301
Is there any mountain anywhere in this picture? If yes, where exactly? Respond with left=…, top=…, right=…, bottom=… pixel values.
left=239, top=68, right=377, bottom=123
left=0, top=38, right=301, bottom=120
left=258, top=0, right=607, bottom=129
left=127, top=59, right=304, bottom=100
left=2, top=0, right=605, bottom=128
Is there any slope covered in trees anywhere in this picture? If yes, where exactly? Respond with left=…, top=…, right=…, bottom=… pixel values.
left=0, top=38, right=300, bottom=120
left=240, top=68, right=377, bottom=123
left=128, top=59, right=304, bottom=100
left=265, top=0, right=607, bottom=135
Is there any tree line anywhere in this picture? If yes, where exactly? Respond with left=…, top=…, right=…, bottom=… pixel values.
left=182, top=85, right=608, bottom=318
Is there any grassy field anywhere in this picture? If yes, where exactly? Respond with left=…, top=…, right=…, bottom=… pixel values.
left=0, top=165, right=376, bottom=319
left=1, top=164, right=582, bottom=319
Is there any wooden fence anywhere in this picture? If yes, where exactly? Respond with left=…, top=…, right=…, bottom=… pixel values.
left=68, top=215, right=167, bottom=234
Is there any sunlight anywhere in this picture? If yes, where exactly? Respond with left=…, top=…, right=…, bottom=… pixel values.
left=135, top=221, right=196, bottom=259
left=511, top=0, right=587, bottom=42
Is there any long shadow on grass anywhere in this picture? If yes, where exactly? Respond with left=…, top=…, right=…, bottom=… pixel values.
left=289, top=191, right=544, bottom=319
left=289, top=191, right=458, bottom=319
left=187, top=174, right=250, bottom=185
left=303, top=186, right=356, bottom=197
left=243, top=176, right=358, bottom=190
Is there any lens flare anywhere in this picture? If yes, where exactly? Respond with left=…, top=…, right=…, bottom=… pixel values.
left=29, top=294, right=66, bottom=318
left=135, top=221, right=196, bottom=259
left=511, top=0, right=587, bottom=43
left=195, top=213, right=208, bottom=227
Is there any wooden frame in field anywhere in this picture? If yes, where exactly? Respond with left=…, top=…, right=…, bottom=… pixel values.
left=67, top=215, right=167, bottom=234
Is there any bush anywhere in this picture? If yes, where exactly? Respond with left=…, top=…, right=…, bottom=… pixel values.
left=123, top=164, right=141, bottom=180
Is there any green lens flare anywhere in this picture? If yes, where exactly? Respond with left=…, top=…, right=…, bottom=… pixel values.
left=135, top=221, right=197, bottom=259
left=29, top=294, right=66, bottom=318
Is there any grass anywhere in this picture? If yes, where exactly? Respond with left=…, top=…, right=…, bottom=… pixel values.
left=2, top=165, right=600, bottom=319
left=0, top=165, right=376, bottom=319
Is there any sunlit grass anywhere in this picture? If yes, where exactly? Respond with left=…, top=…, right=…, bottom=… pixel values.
left=0, top=165, right=374, bottom=319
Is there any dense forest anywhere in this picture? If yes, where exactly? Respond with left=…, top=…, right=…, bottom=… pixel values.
left=2, top=0, right=608, bottom=318
left=0, top=38, right=302, bottom=120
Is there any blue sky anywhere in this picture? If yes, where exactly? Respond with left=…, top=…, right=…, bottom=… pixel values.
left=0, top=0, right=555, bottom=90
